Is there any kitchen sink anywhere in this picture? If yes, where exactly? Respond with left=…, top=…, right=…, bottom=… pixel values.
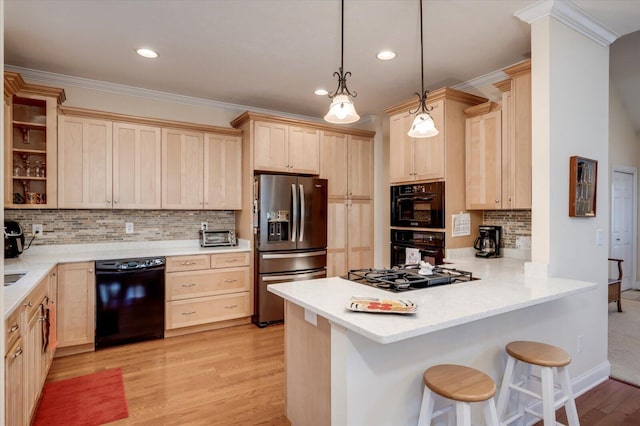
left=4, top=273, right=26, bottom=286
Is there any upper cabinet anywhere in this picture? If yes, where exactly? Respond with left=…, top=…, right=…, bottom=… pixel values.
left=253, top=120, right=319, bottom=174
left=464, top=59, right=531, bottom=210
left=389, top=100, right=445, bottom=183
left=56, top=107, right=242, bottom=210
left=4, top=72, right=65, bottom=209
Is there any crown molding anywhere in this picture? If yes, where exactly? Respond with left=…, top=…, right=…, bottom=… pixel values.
left=452, top=68, right=508, bottom=94
left=514, top=0, right=619, bottom=47
left=4, top=65, right=379, bottom=128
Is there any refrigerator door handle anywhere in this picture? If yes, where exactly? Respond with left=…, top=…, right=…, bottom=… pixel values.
left=261, top=270, right=327, bottom=282
left=262, top=250, right=327, bottom=259
left=299, top=184, right=305, bottom=242
left=291, top=183, right=297, bottom=242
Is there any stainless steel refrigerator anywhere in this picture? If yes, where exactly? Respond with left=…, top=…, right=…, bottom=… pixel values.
left=254, top=174, right=328, bottom=327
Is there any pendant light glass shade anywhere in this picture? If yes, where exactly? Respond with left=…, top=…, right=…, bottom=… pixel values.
left=408, top=0, right=438, bottom=138
left=408, top=111, right=439, bottom=138
left=324, top=94, right=360, bottom=124
left=324, top=0, right=359, bottom=124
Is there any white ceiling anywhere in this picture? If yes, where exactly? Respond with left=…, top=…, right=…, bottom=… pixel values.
left=4, top=0, right=640, bottom=129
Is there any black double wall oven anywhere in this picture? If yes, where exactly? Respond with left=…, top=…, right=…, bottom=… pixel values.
left=391, top=182, right=445, bottom=267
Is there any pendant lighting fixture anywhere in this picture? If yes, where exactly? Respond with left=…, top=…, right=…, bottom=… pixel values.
left=324, top=0, right=360, bottom=124
left=408, top=0, right=439, bottom=138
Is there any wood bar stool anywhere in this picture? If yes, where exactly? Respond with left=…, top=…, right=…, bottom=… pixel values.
left=496, top=341, right=579, bottom=426
left=418, top=364, right=499, bottom=426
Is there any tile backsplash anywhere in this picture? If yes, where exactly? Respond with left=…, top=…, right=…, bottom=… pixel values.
left=482, top=210, right=531, bottom=249
left=4, top=209, right=235, bottom=246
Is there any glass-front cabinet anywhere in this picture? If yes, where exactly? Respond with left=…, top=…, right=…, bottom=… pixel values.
left=4, top=72, right=65, bottom=208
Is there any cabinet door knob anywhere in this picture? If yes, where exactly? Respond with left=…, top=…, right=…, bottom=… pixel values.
left=88, top=269, right=94, bottom=273
left=114, top=200, right=119, bottom=204
left=495, top=199, right=500, bottom=203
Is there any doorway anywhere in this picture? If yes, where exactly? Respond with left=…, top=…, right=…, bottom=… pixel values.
left=610, top=167, right=637, bottom=290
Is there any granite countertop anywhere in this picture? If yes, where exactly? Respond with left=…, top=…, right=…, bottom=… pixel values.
left=3, top=239, right=251, bottom=318
left=267, top=257, right=598, bottom=344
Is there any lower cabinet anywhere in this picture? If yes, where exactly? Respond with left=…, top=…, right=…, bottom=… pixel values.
left=326, top=198, right=373, bottom=277
left=4, top=273, right=53, bottom=426
left=165, top=252, right=251, bottom=331
left=56, top=262, right=95, bottom=350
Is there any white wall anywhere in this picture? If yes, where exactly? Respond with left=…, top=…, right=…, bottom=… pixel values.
left=530, top=15, right=609, bottom=378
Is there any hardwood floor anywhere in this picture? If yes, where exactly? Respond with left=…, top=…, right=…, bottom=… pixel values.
left=46, top=324, right=290, bottom=426
left=46, top=324, right=640, bottom=426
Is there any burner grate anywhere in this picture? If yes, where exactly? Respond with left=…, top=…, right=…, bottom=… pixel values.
left=345, top=267, right=473, bottom=292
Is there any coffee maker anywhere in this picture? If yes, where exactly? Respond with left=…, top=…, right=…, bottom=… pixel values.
left=4, top=221, right=25, bottom=259
left=473, top=225, right=502, bottom=258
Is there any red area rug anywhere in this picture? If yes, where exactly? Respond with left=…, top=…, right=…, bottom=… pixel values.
left=33, top=368, right=129, bottom=426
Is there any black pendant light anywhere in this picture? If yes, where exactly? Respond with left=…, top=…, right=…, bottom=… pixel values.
left=324, top=0, right=360, bottom=124
left=408, top=0, right=439, bottom=138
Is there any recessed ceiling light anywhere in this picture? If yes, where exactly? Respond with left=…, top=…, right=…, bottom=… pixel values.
left=314, top=88, right=329, bottom=96
left=376, top=50, right=397, bottom=61
left=136, top=48, right=159, bottom=59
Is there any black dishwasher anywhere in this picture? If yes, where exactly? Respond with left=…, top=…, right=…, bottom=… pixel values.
left=95, top=257, right=165, bottom=349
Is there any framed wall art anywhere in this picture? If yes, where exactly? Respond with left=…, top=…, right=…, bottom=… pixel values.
left=569, top=156, right=597, bottom=217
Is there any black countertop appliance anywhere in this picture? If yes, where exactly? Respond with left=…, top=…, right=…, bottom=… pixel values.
left=4, top=221, right=25, bottom=259
left=473, top=225, right=502, bottom=258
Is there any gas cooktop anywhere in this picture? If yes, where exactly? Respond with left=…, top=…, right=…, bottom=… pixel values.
left=345, top=266, right=474, bottom=292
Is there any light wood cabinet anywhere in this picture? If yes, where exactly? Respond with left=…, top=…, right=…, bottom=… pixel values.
left=5, top=337, right=25, bottom=426
left=204, top=133, right=242, bottom=210
left=4, top=274, right=53, bottom=426
left=165, top=253, right=251, bottom=332
left=57, top=262, right=95, bottom=349
left=4, top=72, right=65, bottom=209
left=58, top=115, right=113, bottom=208
left=465, top=60, right=531, bottom=211
left=389, top=100, right=445, bottom=183
left=321, top=131, right=374, bottom=276
left=113, top=122, right=162, bottom=209
left=465, top=103, right=502, bottom=209
left=162, top=129, right=243, bottom=210
left=253, top=121, right=319, bottom=174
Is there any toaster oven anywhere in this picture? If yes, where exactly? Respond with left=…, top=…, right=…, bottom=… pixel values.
left=200, top=230, right=236, bottom=247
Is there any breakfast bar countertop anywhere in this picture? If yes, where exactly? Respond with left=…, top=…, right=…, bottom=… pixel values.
left=3, top=239, right=251, bottom=318
left=267, top=257, right=598, bottom=344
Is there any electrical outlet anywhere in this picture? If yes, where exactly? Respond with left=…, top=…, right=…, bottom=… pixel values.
left=32, top=224, right=43, bottom=237
left=125, top=222, right=134, bottom=234
left=201, top=222, right=208, bottom=231
left=577, top=335, right=584, bottom=354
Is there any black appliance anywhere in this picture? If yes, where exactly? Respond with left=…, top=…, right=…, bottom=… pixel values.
left=474, top=225, right=502, bottom=258
left=391, top=182, right=445, bottom=228
left=390, top=229, right=445, bottom=267
left=254, top=174, right=328, bottom=327
left=4, top=221, right=25, bottom=259
left=95, top=257, right=165, bottom=349
left=346, top=266, right=473, bottom=292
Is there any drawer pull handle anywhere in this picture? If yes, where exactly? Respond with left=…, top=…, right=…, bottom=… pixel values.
left=8, top=324, right=19, bottom=333
left=181, top=283, right=196, bottom=288
left=12, top=347, right=23, bottom=359
left=225, top=259, right=239, bottom=262
left=181, top=311, right=196, bottom=316
left=224, top=279, right=238, bottom=284
left=38, top=316, right=46, bottom=322
left=181, top=261, right=196, bottom=266
left=24, top=301, right=33, bottom=307
left=224, top=304, right=238, bottom=310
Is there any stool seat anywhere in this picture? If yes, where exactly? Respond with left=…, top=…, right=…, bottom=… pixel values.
left=506, top=340, right=571, bottom=367
left=424, top=364, right=496, bottom=402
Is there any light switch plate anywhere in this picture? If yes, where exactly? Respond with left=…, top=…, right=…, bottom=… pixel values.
left=125, top=222, right=134, bottom=234
left=596, top=229, right=604, bottom=246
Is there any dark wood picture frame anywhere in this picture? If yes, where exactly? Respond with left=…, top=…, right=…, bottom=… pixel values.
left=569, top=156, right=597, bottom=217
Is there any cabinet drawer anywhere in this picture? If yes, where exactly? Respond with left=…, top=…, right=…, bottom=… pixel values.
left=166, top=255, right=210, bottom=272
left=166, top=292, right=250, bottom=330
left=210, top=252, right=250, bottom=269
left=5, top=308, right=22, bottom=353
left=166, top=267, right=250, bottom=300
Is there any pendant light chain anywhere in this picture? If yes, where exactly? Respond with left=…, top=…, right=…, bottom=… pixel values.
left=328, top=0, right=356, bottom=100
left=410, top=0, right=432, bottom=116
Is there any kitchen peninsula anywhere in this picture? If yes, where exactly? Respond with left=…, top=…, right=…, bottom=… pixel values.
left=268, top=257, right=598, bottom=426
